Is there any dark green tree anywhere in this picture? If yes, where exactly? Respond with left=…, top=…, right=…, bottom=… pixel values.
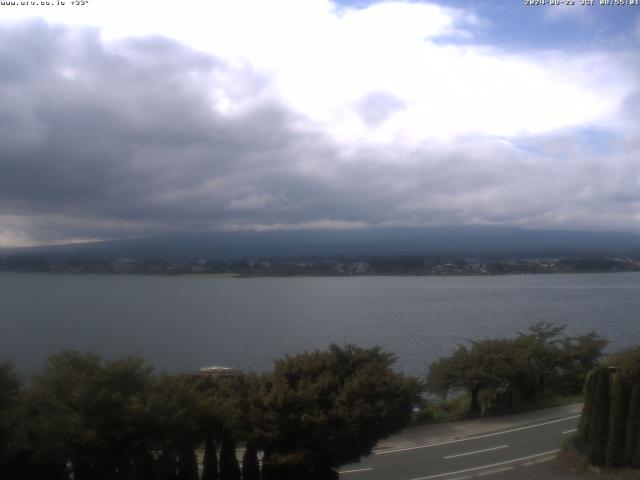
left=624, top=383, right=640, bottom=467
left=26, top=351, right=153, bottom=479
left=588, top=367, right=611, bottom=466
left=158, top=450, right=179, bottom=480
left=254, top=344, right=419, bottom=476
left=426, top=345, right=485, bottom=416
left=426, top=337, right=535, bottom=414
left=576, top=369, right=597, bottom=445
left=3, top=450, right=69, bottom=480
left=427, top=323, right=606, bottom=416
left=178, top=447, right=199, bottom=480
left=148, top=375, right=205, bottom=480
left=636, top=420, right=640, bottom=468
left=607, top=347, right=640, bottom=380
left=261, top=451, right=277, bottom=480
left=0, top=362, right=20, bottom=448
left=606, top=374, right=631, bottom=467
left=516, top=322, right=567, bottom=400
left=241, top=442, right=260, bottom=480
left=201, top=434, right=219, bottom=480
left=219, top=436, right=241, bottom=480
left=0, top=362, right=25, bottom=478
left=606, top=346, right=640, bottom=468
left=558, top=331, right=608, bottom=395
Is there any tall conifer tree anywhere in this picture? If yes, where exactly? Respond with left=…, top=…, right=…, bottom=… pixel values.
left=606, top=375, right=631, bottom=467
left=577, top=369, right=597, bottom=444
left=625, top=383, right=640, bottom=467
left=219, top=436, right=241, bottom=480
left=588, top=367, right=611, bottom=466
left=202, top=434, right=219, bottom=480
left=241, top=442, right=260, bottom=480
left=178, top=447, right=199, bottom=480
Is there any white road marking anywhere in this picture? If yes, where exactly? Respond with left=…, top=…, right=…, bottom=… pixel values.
left=444, top=445, right=508, bottom=459
left=375, top=415, right=579, bottom=455
left=445, top=476, right=473, bottom=480
left=562, top=428, right=577, bottom=434
left=338, top=467, right=373, bottom=474
left=408, top=449, right=560, bottom=480
left=477, top=466, right=514, bottom=476
left=521, top=455, right=555, bottom=466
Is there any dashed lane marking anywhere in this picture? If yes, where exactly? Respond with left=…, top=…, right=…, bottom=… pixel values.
left=562, top=428, right=577, bottom=435
left=407, top=449, right=560, bottom=480
left=521, top=455, right=555, bottom=466
left=477, top=466, right=514, bottom=476
left=444, top=445, right=508, bottom=459
left=375, top=416, right=579, bottom=455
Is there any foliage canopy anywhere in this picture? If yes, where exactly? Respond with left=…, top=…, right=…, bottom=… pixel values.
left=254, top=344, right=420, bottom=474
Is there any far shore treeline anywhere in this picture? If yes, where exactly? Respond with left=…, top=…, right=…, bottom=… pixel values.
left=2, top=253, right=640, bottom=276
left=0, top=323, right=633, bottom=480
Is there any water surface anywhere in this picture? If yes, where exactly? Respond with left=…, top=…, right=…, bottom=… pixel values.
left=1, top=272, right=639, bottom=377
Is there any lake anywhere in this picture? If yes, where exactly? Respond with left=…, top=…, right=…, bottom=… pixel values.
left=1, top=272, right=639, bottom=377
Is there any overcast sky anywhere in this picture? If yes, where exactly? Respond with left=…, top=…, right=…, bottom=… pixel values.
left=0, top=0, right=639, bottom=247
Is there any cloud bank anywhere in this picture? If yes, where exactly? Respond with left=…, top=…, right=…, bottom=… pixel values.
left=0, top=1, right=639, bottom=246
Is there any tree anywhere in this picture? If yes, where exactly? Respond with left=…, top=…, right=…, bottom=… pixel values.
left=426, top=337, right=535, bottom=414
left=0, top=362, right=20, bottom=447
left=607, top=347, right=640, bottom=380
left=201, top=434, right=219, bottom=480
left=147, top=374, right=206, bottom=480
left=241, top=442, right=260, bottom=480
left=1, top=360, right=67, bottom=480
left=26, top=351, right=154, bottom=479
left=426, top=345, right=485, bottom=416
left=219, top=436, right=241, bottom=480
left=557, top=331, right=608, bottom=395
left=158, top=449, right=179, bottom=480
left=0, top=362, right=22, bottom=477
left=576, top=369, right=597, bottom=445
left=261, top=451, right=278, bottom=480
left=426, top=323, right=607, bottom=416
left=579, top=346, right=640, bottom=469
left=178, top=447, right=199, bottom=480
left=588, top=367, right=611, bottom=466
left=606, top=374, right=631, bottom=467
left=254, top=344, right=419, bottom=477
left=636, top=419, right=640, bottom=468
left=518, top=322, right=566, bottom=392
left=624, top=383, right=640, bottom=467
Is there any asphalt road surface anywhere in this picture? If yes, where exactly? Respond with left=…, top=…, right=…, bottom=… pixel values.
left=339, top=405, right=584, bottom=480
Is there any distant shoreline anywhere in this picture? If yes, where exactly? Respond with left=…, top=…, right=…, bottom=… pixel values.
left=2, top=253, right=640, bottom=277
left=180, top=272, right=241, bottom=278
left=2, top=269, right=640, bottom=279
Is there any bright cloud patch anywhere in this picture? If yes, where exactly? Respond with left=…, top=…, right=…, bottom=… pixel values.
left=1, top=0, right=631, bottom=142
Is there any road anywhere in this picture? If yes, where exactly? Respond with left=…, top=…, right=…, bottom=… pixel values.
left=338, top=404, right=584, bottom=480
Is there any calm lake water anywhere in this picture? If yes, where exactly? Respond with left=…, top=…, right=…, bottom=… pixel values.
left=1, top=272, right=639, bottom=377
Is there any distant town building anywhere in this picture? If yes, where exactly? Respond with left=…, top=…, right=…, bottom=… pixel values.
left=187, top=365, right=243, bottom=379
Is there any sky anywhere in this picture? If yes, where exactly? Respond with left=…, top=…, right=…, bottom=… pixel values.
left=0, top=0, right=639, bottom=247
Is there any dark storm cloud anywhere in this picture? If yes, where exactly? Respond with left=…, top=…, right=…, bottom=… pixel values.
left=1, top=20, right=640, bottom=245
left=0, top=21, right=305, bottom=229
left=0, top=22, right=398, bottom=233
